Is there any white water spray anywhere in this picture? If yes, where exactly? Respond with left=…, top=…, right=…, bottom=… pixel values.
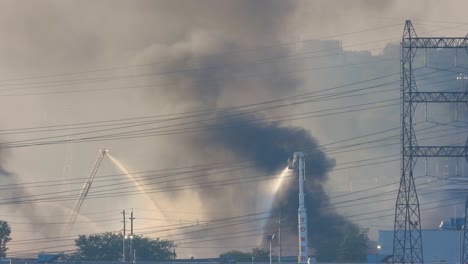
left=107, top=154, right=165, bottom=213
left=257, top=167, right=290, bottom=245
left=272, top=167, right=290, bottom=197
left=263, top=167, right=290, bottom=212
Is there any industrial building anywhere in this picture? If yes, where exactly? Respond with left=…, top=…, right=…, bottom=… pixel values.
left=375, top=218, right=465, bottom=263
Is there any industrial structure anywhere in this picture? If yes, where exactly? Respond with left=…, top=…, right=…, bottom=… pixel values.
left=394, top=20, right=468, bottom=263
left=463, top=196, right=468, bottom=264
left=379, top=225, right=464, bottom=263
left=65, top=149, right=108, bottom=233
left=288, top=152, right=308, bottom=264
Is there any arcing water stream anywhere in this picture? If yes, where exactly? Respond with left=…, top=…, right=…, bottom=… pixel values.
left=107, top=154, right=164, bottom=213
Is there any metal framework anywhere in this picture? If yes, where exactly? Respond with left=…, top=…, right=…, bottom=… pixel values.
left=460, top=197, right=468, bottom=264
left=393, top=20, right=468, bottom=264
left=406, top=92, right=468, bottom=102
left=65, top=149, right=107, bottom=233
left=403, top=146, right=468, bottom=157
left=463, top=196, right=468, bottom=264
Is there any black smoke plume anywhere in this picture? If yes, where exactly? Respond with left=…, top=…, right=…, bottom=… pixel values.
left=132, top=1, right=368, bottom=258
left=194, top=114, right=359, bottom=258
left=0, top=150, right=44, bottom=234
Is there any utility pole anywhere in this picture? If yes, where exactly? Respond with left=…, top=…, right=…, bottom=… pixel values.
left=278, top=210, right=281, bottom=263
left=129, top=209, right=135, bottom=264
left=267, top=234, right=276, bottom=264
left=122, top=210, right=126, bottom=263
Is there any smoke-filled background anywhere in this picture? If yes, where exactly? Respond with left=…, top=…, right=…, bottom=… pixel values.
left=0, top=0, right=467, bottom=259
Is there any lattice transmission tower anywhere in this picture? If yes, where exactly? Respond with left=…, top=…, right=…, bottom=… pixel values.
left=393, top=20, right=468, bottom=264
left=463, top=196, right=468, bottom=264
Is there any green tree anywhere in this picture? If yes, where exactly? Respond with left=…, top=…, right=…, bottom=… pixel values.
left=316, top=227, right=369, bottom=262
left=74, top=232, right=175, bottom=261
left=75, top=232, right=122, bottom=261
left=251, top=247, right=269, bottom=262
left=220, top=250, right=251, bottom=262
left=316, top=235, right=343, bottom=262
left=220, top=248, right=269, bottom=263
left=336, top=228, right=369, bottom=262
left=132, top=236, right=175, bottom=260
left=0, top=221, right=11, bottom=258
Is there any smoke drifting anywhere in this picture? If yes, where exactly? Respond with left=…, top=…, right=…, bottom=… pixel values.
left=0, top=150, right=45, bottom=234
left=192, top=113, right=361, bottom=257
left=201, top=115, right=331, bottom=175
left=3, top=0, right=468, bottom=258
left=131, top=1, right=365, bottom=257
left=144, top=26, right=367, bottom=254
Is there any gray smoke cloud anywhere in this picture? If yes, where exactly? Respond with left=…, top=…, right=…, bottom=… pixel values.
left=0, top=149, right=46, bottom=237
left=0, top=0, right=467, bottom=258
left=134, top=1, right=372, bottom=256
left=409, top=48, right=468, bottom=228
left=193, top=114, right=360, bottom=258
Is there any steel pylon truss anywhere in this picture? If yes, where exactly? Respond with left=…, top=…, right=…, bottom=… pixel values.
left=403, top=37, right=468, bottom=49
left=393, top=20, right=468, bottom=264
left=403, top=146, right=468, bottom=157
left=463, top=196, right=468, bottom=264
left=406, top=92, right=468, bottom=103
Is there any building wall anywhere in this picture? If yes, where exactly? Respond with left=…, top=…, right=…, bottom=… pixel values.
left=378, top=229, right=463, bottom=263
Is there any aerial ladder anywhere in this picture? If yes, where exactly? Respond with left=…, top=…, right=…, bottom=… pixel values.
left=65, top=149, right=107, bottom=233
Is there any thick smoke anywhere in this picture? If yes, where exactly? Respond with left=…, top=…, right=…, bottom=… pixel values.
left=410, top=48, right=468, bottom=228
left=0, top=150, right=45, bottom=234
left=128, top=0, right=364, bottom=255
left=2, top=0, right=468, bottom=258
left=193, top=114, right=361, bottom=258
left=144, top=34, right=369, bottom=254
left=200, top=115, right=331, bottom=174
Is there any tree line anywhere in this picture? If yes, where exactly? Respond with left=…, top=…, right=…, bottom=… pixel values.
left=0, top=220, right=369, bottom=262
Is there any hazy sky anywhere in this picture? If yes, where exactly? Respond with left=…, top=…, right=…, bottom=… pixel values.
left=0, top=0, right=467, bottom=258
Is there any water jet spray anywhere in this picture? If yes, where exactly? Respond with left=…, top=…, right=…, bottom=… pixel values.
left=107, top=154, right=165, bottom=213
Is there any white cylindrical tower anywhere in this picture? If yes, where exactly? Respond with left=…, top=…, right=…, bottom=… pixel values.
left=294, top=152, right=308, bottom=264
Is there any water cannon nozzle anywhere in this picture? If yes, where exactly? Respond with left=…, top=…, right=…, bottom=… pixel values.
left=287, top=157, right=295, bottom=170
left=100, top=149, right=109, bottom=155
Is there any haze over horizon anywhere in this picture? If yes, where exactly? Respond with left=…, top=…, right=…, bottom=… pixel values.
left=0, top=0, right=466, bottom=259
